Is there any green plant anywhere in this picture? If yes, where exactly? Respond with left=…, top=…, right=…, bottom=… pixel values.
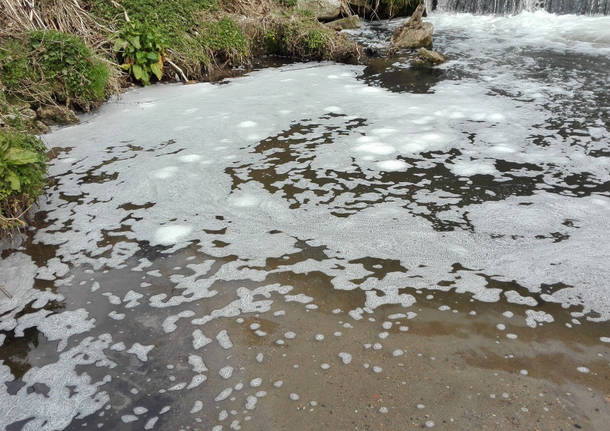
left=304, top=29, right=327, bottom=51
left=199, top=17, right=249, bottom=64
left=0, top=30, right=110, bottom=109
left=114, top=22, right=166, bottom=85
left=0, top=130, right=47, bottom=231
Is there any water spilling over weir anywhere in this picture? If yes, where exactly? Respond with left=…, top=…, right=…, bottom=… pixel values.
left=426, top=0, right=609, bottom=14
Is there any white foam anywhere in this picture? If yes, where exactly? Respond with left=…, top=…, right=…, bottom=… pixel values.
left=127, top=343, right=154, bottom=362
left=154, top=225, right=193, bottom=245
left=376, top=160, right=409, bottom=171
left=338, top=352, right=352, bottom=365
left=216, top=330, right=233, bottom=349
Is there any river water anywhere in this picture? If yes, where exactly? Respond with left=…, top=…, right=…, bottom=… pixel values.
left=1, top=10, right=609, bottom=431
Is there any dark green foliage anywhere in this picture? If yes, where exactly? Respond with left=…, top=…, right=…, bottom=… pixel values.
left=0, top=130, right=47, bottom=230
left=0, top=30, right=110, bottom=109
left=114, top=22, right=166, bottom=85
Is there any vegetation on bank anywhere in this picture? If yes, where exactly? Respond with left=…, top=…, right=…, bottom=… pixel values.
left=0, top=128, right=46, bottom=234
left=0, top=0, right=419, bottom=234
left=1, top=30, right=112, bottom=110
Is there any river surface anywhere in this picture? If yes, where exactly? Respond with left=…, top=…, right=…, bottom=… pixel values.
left=1, top=11, right=610, bottom=431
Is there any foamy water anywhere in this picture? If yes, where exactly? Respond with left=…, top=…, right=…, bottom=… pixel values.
left=1, top=11, right=609, bottom=431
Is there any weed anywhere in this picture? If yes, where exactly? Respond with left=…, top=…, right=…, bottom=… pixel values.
left=0, top=130, right=46, bottom=232
left=114, top=22, right=166, bottom=85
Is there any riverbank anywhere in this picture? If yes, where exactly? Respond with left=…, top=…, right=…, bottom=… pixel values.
left=0, top=0, right=428, bottom=234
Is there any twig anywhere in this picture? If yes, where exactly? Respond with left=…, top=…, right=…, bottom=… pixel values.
left=0, top=286, right=12, bottom=299
left=166, top=58, right=188, bottom=82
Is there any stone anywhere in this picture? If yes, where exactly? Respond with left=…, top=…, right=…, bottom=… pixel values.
left=325, top=15, right=361, bottom=30
left=37, top=105, right=79, bottom=126
left=412, top=47, right=446, bottom=66
left=34, top=120, right=51, bottom=134
left=391, top=4, right=433, bottom=49
left=20, top=108, right=37, bottom=120
left=297, top=0, right=342, bottom=20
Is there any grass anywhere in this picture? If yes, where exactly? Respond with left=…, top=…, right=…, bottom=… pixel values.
left=0, top=29, right=111, bottom=110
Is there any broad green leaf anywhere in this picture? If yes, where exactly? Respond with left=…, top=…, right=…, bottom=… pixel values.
left=132, top=64, right=145, bottom=81
left=130, top=36, right=141, bottom=49
left=6, top=170, right=21, bottom=191
left=113, top=39, right=127, bottom=52
left=146, top=52, right=159, bottom=61
left=5, top=148, right=39, bottom=165
left=150, top=62, right=162, bottom=80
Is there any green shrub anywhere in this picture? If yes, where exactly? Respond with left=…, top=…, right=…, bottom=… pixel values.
left=0, top=30, right=110, bottom=109
left=114, top=22, right=166, bottom=85
left=0, top=130, right=47, bottom=231
left=199, top=17, right=249, bottom=64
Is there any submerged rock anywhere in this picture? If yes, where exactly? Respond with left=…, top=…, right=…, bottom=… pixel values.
left=391, top=4, right=433, bottom=49
left=37, top=105, right=79, bottom=126
left=325, top=15, right=361, bottom=30
left=412, top=47, right=446, bottom=66
left=297, top=0, right=342, bottom=20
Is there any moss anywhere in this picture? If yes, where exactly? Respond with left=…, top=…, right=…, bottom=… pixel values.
left=0, top=129, right=47, bottom=233
left=199, top=17, right=249, bottom=62
left=0, top=30, right=111, bottom=110
left=260, top=14, right=362, bottom=62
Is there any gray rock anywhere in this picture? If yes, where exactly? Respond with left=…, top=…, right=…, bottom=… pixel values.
left=412, top=47, right=446, bottom=66
left=391, top=4, right=433, bottom=49
left=37, top=105, right=79, bottom=126
left=297, top=0, right=342, bottom=20
left=325, top=15, right=361, bottom=30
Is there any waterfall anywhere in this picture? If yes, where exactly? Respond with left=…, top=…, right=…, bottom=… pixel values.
left=424, top=0, right=609, bottom=14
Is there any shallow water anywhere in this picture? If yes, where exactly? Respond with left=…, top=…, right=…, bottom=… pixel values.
left=1, top=11, right=610, bottom=431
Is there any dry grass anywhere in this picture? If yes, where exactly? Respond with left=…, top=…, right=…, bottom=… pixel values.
left=0, top=0, right=111, bottom=48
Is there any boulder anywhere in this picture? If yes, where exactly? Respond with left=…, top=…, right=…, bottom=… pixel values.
left=412, top=47, right=446, bottom=66
left=37, top=105, right=79, bottom=126
left=297, top=0, right=342, bottom=20
left=391, top=4, right=433, bottom=49
left=325, top=15, right=361, bottom=30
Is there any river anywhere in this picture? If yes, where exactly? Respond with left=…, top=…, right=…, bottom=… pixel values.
left=1, top=9, right=609, bottom=431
